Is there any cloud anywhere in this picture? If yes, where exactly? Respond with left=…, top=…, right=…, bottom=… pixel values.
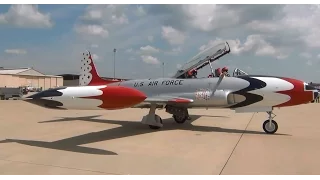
left=161, top=26, right=187, bottom=45
left=2, top=5, right=320, bottom=82
left=300, top=52, right=312, bottom=59
left=180, top=5, right=240, bottom=32
left=246, top=20, right=280, bottom=33
left=91, top=44, right=99, bottom=48
left=199, top=35, right=288, bottom=59
left=4, top=49, right=27, bottom=55
left=82, top=9, right=102, bottom=20
left=74, top=24, right=108, bottom=38
left=92, top=53, right=99, bottom=60
left=281, top=5, right=320, bottom=48
left=81, top=5, right=129, bottom=25
left=0, top=5, right=53, bottom=28
left=306, top=60, right=313, bottom=66
left=125, top=48, right=133, bottom=53
left=150, top=5, right=318, bottom=61
left=141, top=55, right=160, bottom=64
left=245, top=5, right=320, bottom=49
left=135, top=6, right=146, bottom=16
left=165, top=47, right=182, bottom=56
left=148, top=4, right=241, bottom=32
left=147, top=35, right=154, bottom=42
left=140, top=45, right=160, bottom=54
left=73, top=4, right=160, bottom=50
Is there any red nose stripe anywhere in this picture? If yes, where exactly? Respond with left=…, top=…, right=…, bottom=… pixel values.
left=275, top=77, right=313, bottom=107
left=83, top=86, right=147, bottom=110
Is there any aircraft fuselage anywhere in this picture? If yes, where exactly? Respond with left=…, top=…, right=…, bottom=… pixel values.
left=25, top=75, right=318, bottom=112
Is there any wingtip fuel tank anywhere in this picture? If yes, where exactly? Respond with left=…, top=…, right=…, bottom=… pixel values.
left=24, top=86, right=147, bottom=110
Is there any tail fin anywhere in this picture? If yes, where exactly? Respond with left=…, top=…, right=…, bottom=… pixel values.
left=80, top=51, right=120, bottom=86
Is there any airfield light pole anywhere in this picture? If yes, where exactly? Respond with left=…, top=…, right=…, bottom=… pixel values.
left=113, top=48, right=116, bottom=79
left=162, top=62, right=165, bottom=78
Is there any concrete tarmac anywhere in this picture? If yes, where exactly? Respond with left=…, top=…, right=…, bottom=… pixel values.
left=0, top=100, right=319, bottom=175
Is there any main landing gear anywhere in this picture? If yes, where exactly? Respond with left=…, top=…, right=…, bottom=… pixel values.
left=166, top=105, right=190, bottom=124
left=262, top=111, right=278, bottom=134
left=141, top=104, right=164, bottom=129
left=141, top=104, right=191, bottom=129
left=172, top=114, right=190, bottom=124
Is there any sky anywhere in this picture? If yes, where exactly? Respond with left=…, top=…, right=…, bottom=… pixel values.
left=0, top=4, right=320, bottom=82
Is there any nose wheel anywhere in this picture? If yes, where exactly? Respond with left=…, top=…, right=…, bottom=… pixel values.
left=263, top=111, right=278, bottom=134
left=263, top=120, right=278, bottom=134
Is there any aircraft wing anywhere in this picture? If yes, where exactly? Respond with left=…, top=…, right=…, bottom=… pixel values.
left=144, top=96, right=194, bottom=104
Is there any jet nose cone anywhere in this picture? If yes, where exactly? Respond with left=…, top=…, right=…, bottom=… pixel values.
left=275, top=78, right=319, bottom=107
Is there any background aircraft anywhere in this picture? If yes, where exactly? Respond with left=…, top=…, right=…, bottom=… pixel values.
left=25, top=42, right=319, bottom=134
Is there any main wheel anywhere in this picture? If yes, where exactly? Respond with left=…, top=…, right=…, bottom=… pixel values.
left=149, top=115, right=163, bottom=130
left=262, top=120, right=278, bottom=134
left=173, top=114, right=188, bottom=124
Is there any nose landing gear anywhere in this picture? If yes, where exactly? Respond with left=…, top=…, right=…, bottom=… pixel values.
left=262, top=111, right=278, bottom=134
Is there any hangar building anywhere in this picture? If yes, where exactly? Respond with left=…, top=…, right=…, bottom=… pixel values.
left=0, top=67, right=63, bottom=90
left=58, top=74, right=130, bottom=86
left=58, top=74, right=80, bottom=86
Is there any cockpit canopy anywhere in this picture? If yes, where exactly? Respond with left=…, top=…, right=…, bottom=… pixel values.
left=172, top=42, right=231, bottom=79
left=232, top=68, right=248, bottom=77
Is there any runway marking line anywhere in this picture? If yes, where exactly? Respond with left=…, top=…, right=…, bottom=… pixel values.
left=0, top=158, right=122, bottom=175
left=218, top=112, right=256, bottom=175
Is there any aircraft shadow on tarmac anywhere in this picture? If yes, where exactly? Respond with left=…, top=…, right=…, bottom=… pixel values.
left=0, top=115, right=290, bottom=156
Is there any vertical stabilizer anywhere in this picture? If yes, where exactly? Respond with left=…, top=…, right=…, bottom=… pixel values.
left=80, top=51, right=120, bottom=86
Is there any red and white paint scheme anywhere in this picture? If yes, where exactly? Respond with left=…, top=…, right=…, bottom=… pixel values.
left=25, top=43, right=319, bottom=134
left=26, top=85, right=147, bottom=110
left=79, top=52, right=121, bottom=86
